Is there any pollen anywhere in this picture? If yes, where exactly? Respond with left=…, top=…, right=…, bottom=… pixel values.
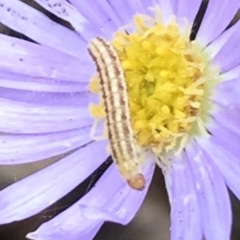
left=89, top=8, right=220, bottom=160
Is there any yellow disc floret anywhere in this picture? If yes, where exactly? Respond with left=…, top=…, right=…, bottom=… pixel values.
left=89, top=9, right=220, bottom=160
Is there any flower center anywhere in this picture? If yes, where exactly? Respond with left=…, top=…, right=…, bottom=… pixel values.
left=89, top=9, right=219, bottom=160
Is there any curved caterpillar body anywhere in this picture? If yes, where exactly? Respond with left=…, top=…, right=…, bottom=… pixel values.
left=88, top=37, right=145, bottom=191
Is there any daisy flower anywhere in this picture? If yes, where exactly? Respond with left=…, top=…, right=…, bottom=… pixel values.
left=0, top=0, right=240, bottom=240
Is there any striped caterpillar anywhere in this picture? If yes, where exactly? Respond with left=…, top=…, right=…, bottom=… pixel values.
left=88, top=37, right=146, bottom=191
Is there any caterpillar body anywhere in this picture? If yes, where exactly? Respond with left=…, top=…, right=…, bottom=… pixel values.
left=88, top=37, right=146, bottom=191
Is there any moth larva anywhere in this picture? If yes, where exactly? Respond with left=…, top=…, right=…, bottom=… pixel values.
left=88, top=37, right=146, bottom=191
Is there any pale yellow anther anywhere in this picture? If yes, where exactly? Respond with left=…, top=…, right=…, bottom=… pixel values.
left=137, top=129, right=152, bottom=146
left=134, top=15, right=147, bottom=30
left=186, top=89, right=204, bottom=96
left=161, top=105, right=170, bottom=114
left=190, top=101, right=200, bottom=108
left=186, top=67, right=195, bottom=77
left=179, top=69, right=190, bottom=78
left=174, top=96, right=189, bottom=108
left=134, top=120, right=148, bottom=130
left=162, top=82, right=176, bottom=92
left=160, top=127, right=170, bottom=138
left=168, top=122, right=179, bottom=133
left=156, top=47, right=169, bottom=56
left=174, top=109, right=186, bottom=119
left=141, top=40, right=152, bottom=50
left=154, top=133, right=161, bottom=140
left=89, top=75, right=100, bottom=93
left=89, top=103, right=106, bottom=118
left=160, top=70, right=174, bottom=79
left=145, top=71, right=155, bottom=81
left=174, top=37, right=186, bottom=49
left=122, top=60, right=134, bottom=70
left=130, top=101, right=142, bottom=112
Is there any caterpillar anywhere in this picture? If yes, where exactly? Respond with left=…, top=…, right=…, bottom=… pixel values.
left=88, top=37, right=146, bottom=191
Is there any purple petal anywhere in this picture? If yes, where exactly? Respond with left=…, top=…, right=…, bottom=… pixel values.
left=204, top=114, right=240, bottom=164
left=0, top=89, right=91, bottom=107
left=210, top=104, right=240, bottom=136
left=218, top=64, right=240, bottom=82
left=122, top=0, right=147, bottom=15
left=211, top=78, right=240, bottom=106
left=197, top=134, right=240, bottom=201
left=69, top=0, right=121, bottom=39
left=210, top=21, right=240, bottom=72
left=26, top=153, right=155, bottom=240
left=32, top=0, right=90, bottom=35
left=108, top=0, right=161, bottom=26
left=0, top=141, right=108, bottom=224
left=27, top=200, right=103, bottom=240
left=157, top=0, right=176, bottom=25
left=0, top=0, right=87, bottom=57
left=0, top=87, right=93, bottom=106
left=206, top=112, right=240, bottom=171
left=32, top=0, right=101, bottom=42
left=0, top=92, right=92, bottom=134
left=0, top=34, right=93, bottom=83
left=0, top=70, right=88, bottom=93
left=0, top=126, right=91, bottom=164
left=175, top=0, right=202, bottom=28
left=106, top=0, right=155, bottom=28
left=204, top=21, right=240, bottom=62
left=207, top=110, right=240, bottom=197
left=186, top=141, right=232, bottom=240
left=105, top=0, right=134, bottom=26
left=163, top=153, right=202, bottom=240
left=79, top=153, right=155, bottom=225
left=196, top=0, right=240, bottom=47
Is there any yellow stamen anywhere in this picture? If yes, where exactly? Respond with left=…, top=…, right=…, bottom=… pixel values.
left=88, top=75, right=100, bottom=93
left=89, top=7, right=220, bottom=159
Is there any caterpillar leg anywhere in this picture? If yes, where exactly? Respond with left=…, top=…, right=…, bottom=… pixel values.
left=139, top=152, right=145, bottom=164
left=90, top=119, right=108, bottom=141
left=89, top=101, right=107, bottom=141
left=106, top=144, right=112, bottom=155
left=135, top=145, right=145, bottom=164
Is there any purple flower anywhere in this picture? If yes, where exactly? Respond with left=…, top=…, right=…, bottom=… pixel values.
left=0, top=0, right=240, bottom=240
